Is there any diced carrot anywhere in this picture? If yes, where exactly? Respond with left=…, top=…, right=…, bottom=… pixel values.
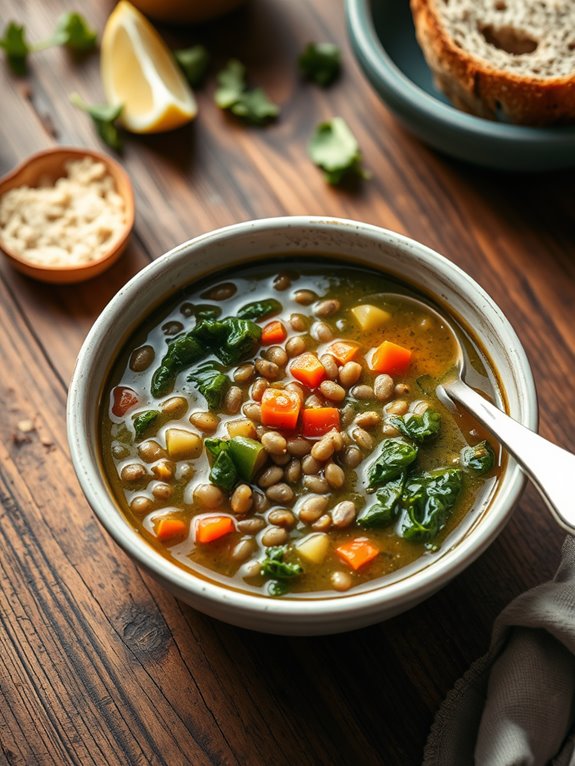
left=302, top=407, right=340, bottom=438
left=370, top=340, right=412, bottom=375
left=155, top=518, right=188, bottom=543
left=290, top=352, right=326, bottom=388
left=195, top=515, right=235, bottom=544
left=260, top=388, right=301, bottom=430
left=261, top=320, right=287, bottom=345
left=327, top=341, right=360, bottom=365
left=335, top=538, right=379, bottom=570
left=111, top=386, right=139, bottom=417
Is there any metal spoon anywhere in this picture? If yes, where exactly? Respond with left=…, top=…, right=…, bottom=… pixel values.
left=381, top=294, right=575, bottom=534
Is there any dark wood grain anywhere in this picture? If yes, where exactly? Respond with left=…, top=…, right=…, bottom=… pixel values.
left=1, top=0, right=574, bottom=764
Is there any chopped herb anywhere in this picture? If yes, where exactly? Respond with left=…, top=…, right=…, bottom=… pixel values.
left=298, top=42, right=341, bottom=86
left=308, top=117, right=367, bottom=185
left=133, top=410, right=160, bottom=439
left=69, top=93, right=123, bottom=151
left=400, top=468, right=463, bottom=542
left=387, top=409, right=441, bottom=444
left=188, top=362, right=230, bottom=410
left=51, top=12, right=97, bottom=51
left=461, top=440, right=495, bottom=474
left=237, top=298, right=282, bottom=321
left=367, top=438, right=418, bottom=490
left=0, top=13, right=96, bottom=74
left=215, top=59, right=279, bottom=125
left=174, top=45, right=209, bottom=88
left=0, top=22, right=30, bottom=74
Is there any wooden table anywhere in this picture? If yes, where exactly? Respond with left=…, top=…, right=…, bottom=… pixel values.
left=1, top=1, right=574, bottom=763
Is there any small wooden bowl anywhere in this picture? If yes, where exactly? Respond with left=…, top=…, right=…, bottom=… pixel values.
left=0, top=147, right=135, bottom=284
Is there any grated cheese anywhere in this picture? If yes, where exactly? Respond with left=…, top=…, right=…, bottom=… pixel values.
left=0, top=157, right=127, bottom=267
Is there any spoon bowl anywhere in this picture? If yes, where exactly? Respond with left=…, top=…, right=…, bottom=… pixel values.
left=381, top=293, right=575, bottom=535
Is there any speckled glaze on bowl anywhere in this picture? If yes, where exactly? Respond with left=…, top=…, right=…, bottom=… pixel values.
left=67, top=217, right=536, bottom=635
left=345, top=0, right=575, bottom=171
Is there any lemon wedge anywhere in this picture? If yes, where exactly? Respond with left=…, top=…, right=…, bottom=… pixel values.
left=101, top=1, right=197, bottom=133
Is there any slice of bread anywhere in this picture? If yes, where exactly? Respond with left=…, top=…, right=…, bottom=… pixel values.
left=410, top=0, right=575, bottom=125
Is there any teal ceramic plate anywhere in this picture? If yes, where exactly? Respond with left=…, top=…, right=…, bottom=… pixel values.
left=345, top=0, right=575, bottom=171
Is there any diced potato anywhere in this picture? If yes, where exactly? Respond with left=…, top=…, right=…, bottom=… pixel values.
left=351, top=304, right=391, bottom=332
left=165, top=428, right=203, bottom=460
left=227, top=419, right=257, bottom=439
left=296, top=533, right=330, bottom=565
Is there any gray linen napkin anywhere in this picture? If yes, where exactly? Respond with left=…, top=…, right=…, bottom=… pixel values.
left=423, top=536, right=575, bottom=766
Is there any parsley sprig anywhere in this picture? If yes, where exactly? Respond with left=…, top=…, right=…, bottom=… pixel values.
left=0, top=13, right=97, bottom=74
left=215, top=59, right=279, bottom=125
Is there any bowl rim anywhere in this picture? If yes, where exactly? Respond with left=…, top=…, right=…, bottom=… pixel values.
left=0, top=146, right=135, bottom=276
left=345, top=0, right=575, bottom=149
left=67, top=216, right=537, bottom=623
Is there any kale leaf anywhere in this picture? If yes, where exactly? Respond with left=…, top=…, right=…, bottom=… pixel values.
left=204, top=437, right=229, bottom=460
left=298, top=42, right=341, bottom=86
left=214, top=318, right=262, bottom=365
left=308, top=117, right=367, bottom=185
left=399, top=468, right=463, bottom=542
left=188, top=362, right=230, bottom=410
left=460, top=440, right=495, bottom=474
left=387, top=409, right=441, bottom=444
left=237, top=298, right=282, bottom=321
left=133, top=410, right=160, bottom=439
left=261, top=546, right=303, bottom=580
left=367, top=438, right=418, bottom=490
left=358, top=475, right=405, bottom=528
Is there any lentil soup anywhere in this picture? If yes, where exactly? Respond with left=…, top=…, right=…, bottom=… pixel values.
left=101, top=260, right=500, bottom=598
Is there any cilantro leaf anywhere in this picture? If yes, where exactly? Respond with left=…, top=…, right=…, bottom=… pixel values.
left=308, top=117, right=368, bottom=185
left=52, top=12, right=97, bottom=51
left=215, top=59, right=245, bottom=108
left=215, top=59, right=279, bottom=125
left=299, top=42, right=341, bottom=86
left=174, top=45, right=209, bottom=88
left=69, top=93, right=123, bottom=151
left=0, top=22, right=30, bottom=74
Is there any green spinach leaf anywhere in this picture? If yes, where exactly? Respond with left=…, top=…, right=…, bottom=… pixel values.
left=188, top=362, right=230, bottom=409
left=308, top=117, right=367, bottom=185
left=367, top=438, right=418, bottom=490
left=461, top=440, right=495, bottom=474
left=215, top=318, right=262, bottom=365
left=298, top=42, right=341, bottom=86
left=204, top=437, right=229, bottom=460
left=151, top=332, right=205, bottom=397
left=174, top=45, right=209, bottom=87
left=237, top=298, right=282, bottom=321
left=133, top=410, right=160, bottom=439
left=358, top=475, right=405, bottom=528
left=400, top=468, right=463, bottom=542
left=209, top=450, right=238, bottom=492
left=387, top=409, right=441, bottom=444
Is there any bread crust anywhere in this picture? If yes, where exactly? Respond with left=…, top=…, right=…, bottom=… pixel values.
left=410, top=0, right=575, bottom=125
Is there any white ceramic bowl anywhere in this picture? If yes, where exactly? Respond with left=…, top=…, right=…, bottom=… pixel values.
left=67, top=217, right=537, bottom=635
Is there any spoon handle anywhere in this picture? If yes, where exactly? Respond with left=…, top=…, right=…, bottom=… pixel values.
left=441, top=378, right=575, bottom=535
